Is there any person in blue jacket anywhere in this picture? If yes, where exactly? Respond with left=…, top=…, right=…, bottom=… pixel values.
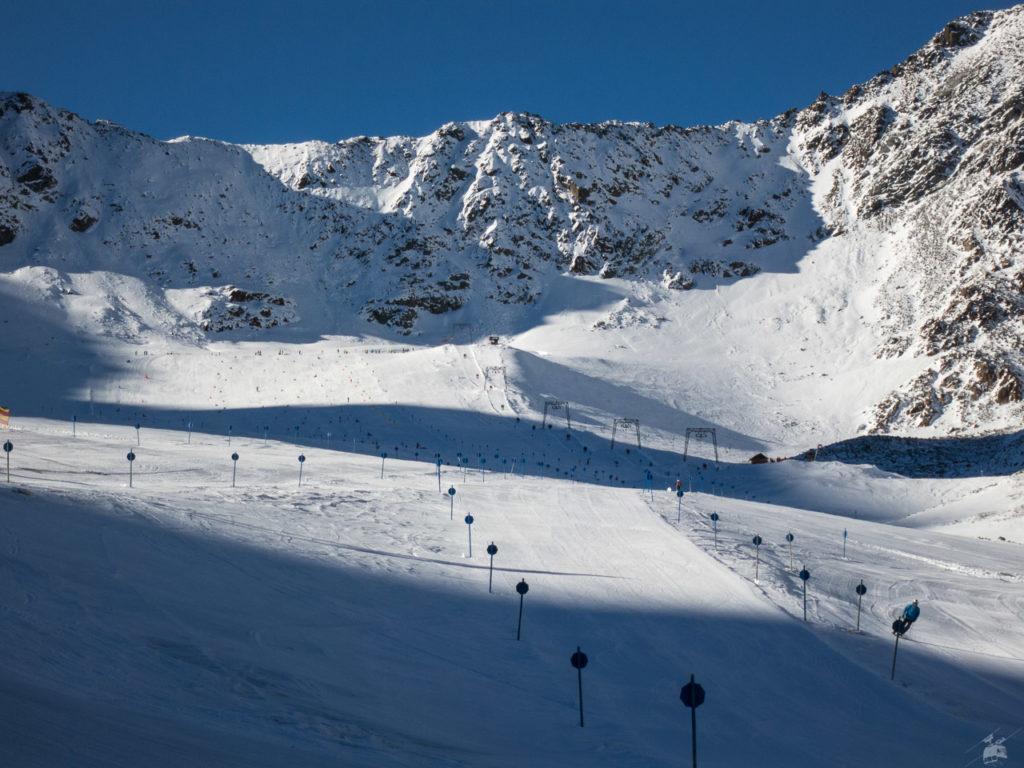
left=902, top=600, right=920, bottom=624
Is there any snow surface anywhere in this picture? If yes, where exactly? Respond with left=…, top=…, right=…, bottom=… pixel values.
left=1, top=319, right=1023, bottom=766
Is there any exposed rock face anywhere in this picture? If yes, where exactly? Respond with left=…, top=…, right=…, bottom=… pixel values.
left=197, top=286, right=295, bottom=332
left=792, top=9, right=1024, bottom=432
left=243, top=112, right=811, bottom=327
left=1, top=6, right=1023, bottom=436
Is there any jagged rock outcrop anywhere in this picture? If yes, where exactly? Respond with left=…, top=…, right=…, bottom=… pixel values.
left=793, top=9, right=1024, bottom=432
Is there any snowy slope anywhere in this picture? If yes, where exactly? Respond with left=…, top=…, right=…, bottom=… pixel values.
left=1, top=396, right=1022, bottom=766
left=0, top=287, right=1022, bottom=765
left=2, top=7, right=1024, bottom=440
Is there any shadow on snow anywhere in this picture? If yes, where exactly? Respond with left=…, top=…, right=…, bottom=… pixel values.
left=0, top=488, right=1017, bottom=767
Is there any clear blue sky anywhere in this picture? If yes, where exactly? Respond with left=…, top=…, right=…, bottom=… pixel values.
left=5, top=0, right=1016, bottom=144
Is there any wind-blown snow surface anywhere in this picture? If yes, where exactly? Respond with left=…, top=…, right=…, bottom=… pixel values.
left=1, top=329, right=1023, bottom=766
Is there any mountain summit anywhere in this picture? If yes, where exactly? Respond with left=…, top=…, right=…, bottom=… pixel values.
left=1, top=6, right=1023, bottom=437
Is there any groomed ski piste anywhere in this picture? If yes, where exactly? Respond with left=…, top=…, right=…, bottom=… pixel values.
left=2, top=315, right=1024, bottom=767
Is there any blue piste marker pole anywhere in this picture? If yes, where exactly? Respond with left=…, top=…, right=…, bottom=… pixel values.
left=521, top=456, right=526, bottom=479
left=231, top=452, right=239, bottom=487
left=465, top=514, right=474, bottom=557
left=480, top=457, right=486, bottom=483
left=127, top=450, right=136, bottom=488
left=135, top=423, right=141, bottom=446
left=753, top=535, right=763, bottom=581
left=786, top=532, right=795, bottom=571
left=436, top=457, right=442, bottom=492
left=72, top=414, right=76, bottom=437
left=843, top=528, right=848, bottom=559
left=448, top=486, right=456, bottom=520
left=3, top=440, right=12, bottom=483
left=710, top=512, right=719, bottom=550
left=676, top=489, right=684, bottom=523
left=380, top=452, right=387, bottom=479
left=298, top=454, right=306, bottom=486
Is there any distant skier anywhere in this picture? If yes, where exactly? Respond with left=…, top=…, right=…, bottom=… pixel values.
left=902, top=600, right=920, bottom=625
left=892, top=600, right=920, bottom=636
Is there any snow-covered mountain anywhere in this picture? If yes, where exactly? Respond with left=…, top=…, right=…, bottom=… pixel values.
left=1, top=6, right=1023, bottom=439
left=4, top=11, right=1024, bottom=765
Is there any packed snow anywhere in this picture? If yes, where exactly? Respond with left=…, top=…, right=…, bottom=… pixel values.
left=1, top=310, right=1022, bottom=765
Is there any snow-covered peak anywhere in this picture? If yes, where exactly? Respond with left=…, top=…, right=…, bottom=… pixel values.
left=1, top=6, right=1024, bottom=440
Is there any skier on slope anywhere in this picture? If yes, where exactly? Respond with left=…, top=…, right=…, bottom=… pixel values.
left=892, top=600, right=920, bottom=636
left=902, top=599, right=920, bottom=625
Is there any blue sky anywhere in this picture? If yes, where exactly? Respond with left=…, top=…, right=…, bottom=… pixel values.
left=5, top=0, right=1016, bottom=144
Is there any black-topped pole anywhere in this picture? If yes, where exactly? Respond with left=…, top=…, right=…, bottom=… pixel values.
left=465, top=514, right=474, bottom=557
left=680, top=673, right=706, bottom=768
left=486, top=542, right=498, bottom=593
left=891, top=618, right=908, bottom=680
left=570, top=647, right=588, bottom=727
left=786, top=532, right=794, bottom=571
left=231, top=452, right=239, bottom=487
left=753, top=535, right=763, bottom=581
left=799, top=567, right=810, bottom=621
left=127, top=450, right=136, bottom=488
left=855, top=581, right=867, bottom=631
left=516, top=579, right=529, bottom=640
left=3, top=440, right=12, bottom=482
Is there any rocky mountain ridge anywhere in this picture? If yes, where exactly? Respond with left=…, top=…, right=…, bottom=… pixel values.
left=1, top=6, right=1023, bottom=436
